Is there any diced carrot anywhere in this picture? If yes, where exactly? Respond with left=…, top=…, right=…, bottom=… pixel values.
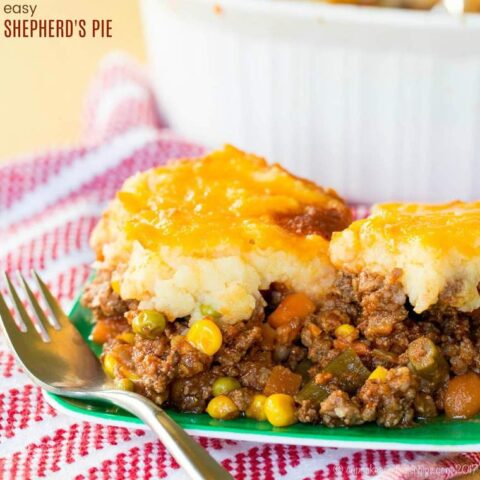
left=91, top=320, right=113, bottom=344
left=261, top=323, right=277, bottom=349
left=333, top=338, right=350, bottom=351
left=334, top=338, right=370, bottom=356
left=352, top=341, right=369, bottom=357
left=445, top=373, right=480, bottom=419
left=276, top=317, right=303, bottom=345
left=263, top=366, right=302, bottom=396
left=268, top=293, right=315, bottom=329
left=91, top=319, right=127, bottom=344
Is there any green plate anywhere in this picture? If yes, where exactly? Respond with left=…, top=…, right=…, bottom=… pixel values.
left=45, top=295, right=480, bottom=451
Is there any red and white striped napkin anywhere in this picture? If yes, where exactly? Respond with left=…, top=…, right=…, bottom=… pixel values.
left=0, top=52, right=478, bottom=480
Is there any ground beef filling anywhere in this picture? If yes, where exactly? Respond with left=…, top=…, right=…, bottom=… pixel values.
left=81, top=270, right=480, bottom=427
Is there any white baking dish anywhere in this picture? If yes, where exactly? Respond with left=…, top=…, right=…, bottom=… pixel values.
left=140, top=0, right=480, bottom=202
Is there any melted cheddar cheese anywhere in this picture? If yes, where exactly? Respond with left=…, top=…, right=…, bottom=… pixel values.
left=330, top=201, right=480, bottom=313
left=112, top=145, right=346, bottom=259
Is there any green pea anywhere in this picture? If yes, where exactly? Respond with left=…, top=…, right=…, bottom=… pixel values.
left=200, top=304, right=221, bottom=319
left=212, top=376, right=241, bottom=397
left=115, top=378, right=135, bottom=391
left=132, top=310, right=166, bottom=339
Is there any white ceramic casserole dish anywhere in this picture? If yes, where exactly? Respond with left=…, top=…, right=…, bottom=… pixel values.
left=140, top=0, right=480, bottom=203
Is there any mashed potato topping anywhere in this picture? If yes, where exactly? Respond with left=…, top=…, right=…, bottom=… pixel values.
left=330, top=201, right=480, bottom=313
left=91, top=146, right=351, bottom=323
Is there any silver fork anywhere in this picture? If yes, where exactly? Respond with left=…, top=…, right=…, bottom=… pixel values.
left=0, top=271, right=233, bottom=480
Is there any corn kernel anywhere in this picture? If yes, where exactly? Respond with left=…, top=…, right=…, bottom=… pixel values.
left=103, top=353, right=117, bottom=378
left=120, top=367, right=141, bottom=381
left=206, top=395, right=239, bottom=420
left=368, top=366, right=388, bottom=382
left=264, top=394, right=297, bottom=427
left=115, top=378, right=134, bottom=391
left=117, top=332, right=135, bottom=345
left=186, top=319, right=223, bottom=356
left=246, top=394, right=268, bottom=421
left=334, top=324, right=358, bottom=341
left=111, top=280, right=121, bottom=295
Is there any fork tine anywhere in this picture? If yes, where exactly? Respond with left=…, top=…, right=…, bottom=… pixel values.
left=4, top=273, right=31, bottom=332
left=33, top=271, right=70, bottom=329
left=0, top=289, right=28, bottom=345
left=17, top=273, right=52, bottom=340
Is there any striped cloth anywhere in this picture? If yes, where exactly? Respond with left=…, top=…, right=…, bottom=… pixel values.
left=0, top=52, right=478, bottom=480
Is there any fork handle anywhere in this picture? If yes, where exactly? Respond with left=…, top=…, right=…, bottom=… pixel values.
left=96, top=390, right=234, bottom=480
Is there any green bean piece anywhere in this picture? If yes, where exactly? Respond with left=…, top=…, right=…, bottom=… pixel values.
left=372, top=348, right=398, bottom=365
left=407, top=337, right=449, bottom=388
left=295, top=379, right=331, bottom=405
left=324, top=348, right=371, bottom=393
left=295, top=359, right=313, bottom=382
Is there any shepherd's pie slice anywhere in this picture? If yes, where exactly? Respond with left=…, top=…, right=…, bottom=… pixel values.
left=330, top=201, right=480, bottom=313
left=90, top=145, right=352, bottom=324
